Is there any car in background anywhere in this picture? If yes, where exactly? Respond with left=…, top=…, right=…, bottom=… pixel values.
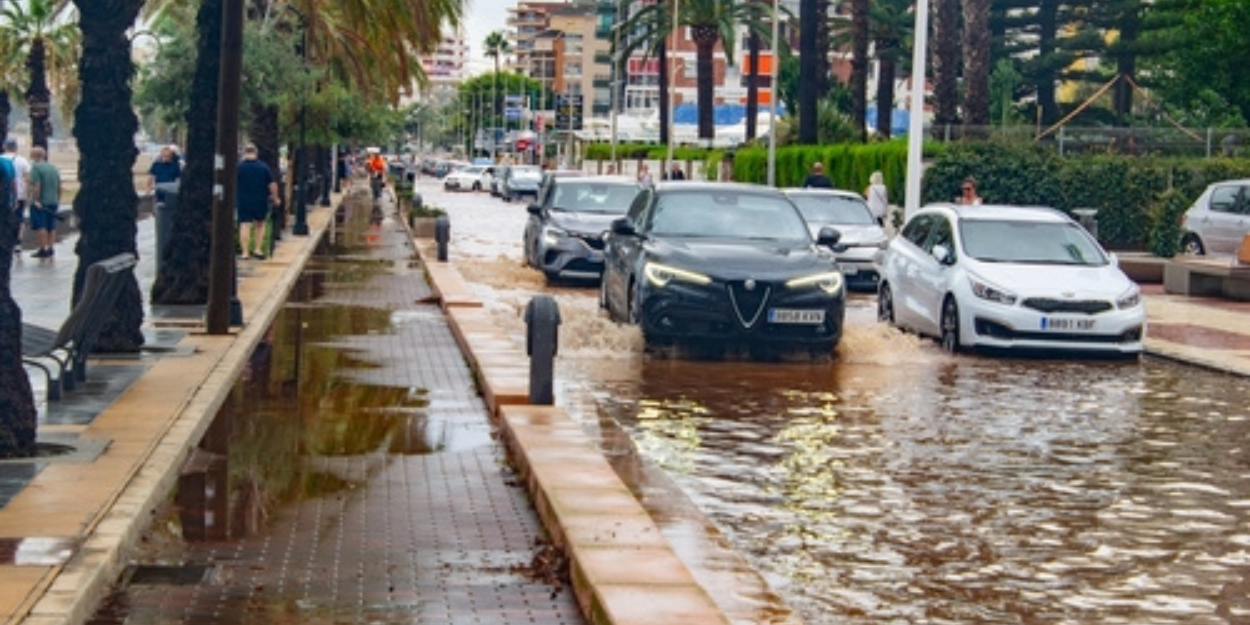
left=501, top=165, right=543, bottom=201
left=601, top=182, right=846, bottom=355
left=784, top=189, right=889, bottom=291
left=877, top=204, right=1145, bottom=355
left=1180, top=179, right=1250, bottom=256
left=443, top=164, right=494, bottom=192
left=523, top=176, right=641, bottom=282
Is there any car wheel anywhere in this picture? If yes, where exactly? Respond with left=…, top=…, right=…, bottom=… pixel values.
left=877, top=283, right=895, bottom=324
left=1181, top=233, right=1205, bottom=256
left=940, top=296, right=961, bottom=354
left=472, top=182, right=481, bottom=191
left=599, top=275, right=611, bottom=312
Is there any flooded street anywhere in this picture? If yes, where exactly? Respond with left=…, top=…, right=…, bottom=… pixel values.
left=429, top=182, right=1250, bottom=624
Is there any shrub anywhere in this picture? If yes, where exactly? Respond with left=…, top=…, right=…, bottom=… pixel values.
left=1147, top=188, right=1189, bottom=258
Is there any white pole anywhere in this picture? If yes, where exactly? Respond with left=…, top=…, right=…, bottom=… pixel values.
left=766, top=0, right=778, bottom=187
left=904, top=0, right=930, bottom=220
left=666, top=0, right=678, bottom=172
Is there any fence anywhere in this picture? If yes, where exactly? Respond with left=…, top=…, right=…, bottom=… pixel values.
left=930, top=124, right=1250, bottom=159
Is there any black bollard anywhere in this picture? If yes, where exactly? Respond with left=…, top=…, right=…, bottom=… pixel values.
left=434, top=215, right=450, bottom=262
left=524, top=295, right=561, bottom=405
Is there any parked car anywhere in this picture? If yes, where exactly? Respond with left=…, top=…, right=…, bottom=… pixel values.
left=536, top=169, right=586, bottom=204
left=490, top=165, right=509, bottom=196
left=877, top=203, right=1145, bottom=355
left=500, top=165, right=543, bottom=201
left=784, top=189, right=889, bottom=291
left=443, top=165, right=494, bottom=192
left=523, top=176, right=641, bottom=282
left=1180, top=179, right=1250, bottom=256
left=601, top=182, right=846, bottom=354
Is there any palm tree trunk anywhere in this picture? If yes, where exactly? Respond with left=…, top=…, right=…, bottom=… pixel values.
left=0, top=197, right=36, bottom=458
left=658, top=39, right=669, bottom=145
left=27, top=37, right=52, bottom=149
left=849, top=0, right=869, bottom=142
left=150, top=0, right=223, bottom=305
left=746, top=30, right=759, bottom=141
left=71, top=0, right=146, bottom=353
left=798, top=0, right=818, bottom=143
left=694, top=34, right=716, bottom=141
left=962, top=0, right=992, bottom=126
left=875, top=56, right=896, bottom=138
left=1035, top=0, right=1060, bottom=125
left=932, top=0, right=960, bottom=126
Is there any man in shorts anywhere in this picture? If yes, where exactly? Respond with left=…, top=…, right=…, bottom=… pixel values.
left=236, top=144, right=280, bottom=260
left=2, top=138, right=31, bottom=249
left=26, top=146, right=61, bottom=258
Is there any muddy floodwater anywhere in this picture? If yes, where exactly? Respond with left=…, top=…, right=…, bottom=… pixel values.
left=432, top=186, right=1250, bottom=625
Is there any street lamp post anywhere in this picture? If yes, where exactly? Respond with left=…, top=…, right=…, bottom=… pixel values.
left=291, top=9, right=310, bottom=236
left=904, top=0, right=931, bottom=219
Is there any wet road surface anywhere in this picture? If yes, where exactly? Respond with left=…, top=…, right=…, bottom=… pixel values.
left=431, top=182, right=1250, bottom=624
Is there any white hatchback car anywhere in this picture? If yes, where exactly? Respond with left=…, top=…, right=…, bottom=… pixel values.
left=877, top=204, right=1145, bottom=355
left=1180, top=179, right=1250, bottom=256
left=443, top=165, right=494, bottom=192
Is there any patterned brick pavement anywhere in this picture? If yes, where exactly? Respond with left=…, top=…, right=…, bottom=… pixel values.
left=85, top=202, right=586, bottom=624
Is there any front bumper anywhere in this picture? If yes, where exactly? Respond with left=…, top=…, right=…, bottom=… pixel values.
left=638, top=279, right=845, bottom=348
left=963, top=300, right=1146, bottom=354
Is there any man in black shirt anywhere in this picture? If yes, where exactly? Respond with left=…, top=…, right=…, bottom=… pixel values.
left=237, top=144, right=280, bottom=260
left=803, top=162, right=832, bottom=188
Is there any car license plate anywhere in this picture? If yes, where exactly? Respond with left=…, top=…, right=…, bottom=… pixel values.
left=769, top=309, right=826, bottom=324
left=1041, top=317, right=1096, bottom=331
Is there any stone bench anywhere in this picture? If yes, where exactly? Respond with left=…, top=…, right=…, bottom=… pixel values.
left=1163, top=256, right=1250, bottom=300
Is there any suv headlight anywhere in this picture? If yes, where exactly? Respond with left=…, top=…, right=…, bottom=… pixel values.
left=644, top=262, right=711, bottom=287
left=969, top=276, right=1018, bottom=305
left=542, top=227, right=568, bottom=246
left=1116, top=286, right=1141, bottom=309
left=787, top=271, right=844, bottom=295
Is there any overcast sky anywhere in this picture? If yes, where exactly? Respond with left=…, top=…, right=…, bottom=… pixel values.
left=463, top=0, right=512, bottom=74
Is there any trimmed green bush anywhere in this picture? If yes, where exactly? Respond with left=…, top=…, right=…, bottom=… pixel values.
left=1148, top=188, right=1189, bottom=258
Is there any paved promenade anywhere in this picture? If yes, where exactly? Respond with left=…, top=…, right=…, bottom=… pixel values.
left=2, top=188, right=1249, bottom=625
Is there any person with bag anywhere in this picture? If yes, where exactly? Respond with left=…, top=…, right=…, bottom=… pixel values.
left=237, top=144, right=280, bottom=260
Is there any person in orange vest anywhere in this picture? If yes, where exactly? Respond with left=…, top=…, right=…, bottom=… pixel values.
left=366, top=151, right=387, bottom=199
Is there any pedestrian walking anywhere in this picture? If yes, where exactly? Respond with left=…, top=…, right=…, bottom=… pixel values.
left=237, top=144, right=280, bottom=260
left=803, top=162, right=832, bottom=188
left=3, top=138, right=31, bottom=249
left=148, top=145, right=182, bottom=205
left=864, top=170, right=888, bottom=225
left=637, top=163, right=654, bottom=187
left=26, top=146, right=61, bottom=258
left=669, top=162, right=686, bottom=181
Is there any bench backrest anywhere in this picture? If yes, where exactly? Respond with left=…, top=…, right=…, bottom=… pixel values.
left=53, top=253, right=138, bottom=352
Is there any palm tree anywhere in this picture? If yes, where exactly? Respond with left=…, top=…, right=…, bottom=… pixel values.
left=620, top=0, right=770, bottom=142
left=483, top=30, right=510, bottom=139
left=867, top=0, right=911, bottom=138
left=962, top=0, right=992, bottom=126
left=0, top=0, right=80, bottom=149
left=798, top=0, right=818, bottom=143
left=931, top=0, right=960, bottom=126
left=847, top=0, right=869, bottom=142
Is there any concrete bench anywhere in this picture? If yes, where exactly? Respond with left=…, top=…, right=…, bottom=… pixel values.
left=1163, top=256, right=1250, bottom=300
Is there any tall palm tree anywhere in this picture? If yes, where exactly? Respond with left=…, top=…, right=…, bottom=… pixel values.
left=962, top=0, right=992, bottom=126
left=847, top=0, right=869, bottom=142
left=931, top=0, right=960, bottom=126
left=483, top=30, right=510, bottom=134
left=867, top=0, right=911, bottom=138
left=620, top=0, right=770, bottom=141
left=0, top=0, right=80, bottom=149
left=798, top=0, right=818, bottom=143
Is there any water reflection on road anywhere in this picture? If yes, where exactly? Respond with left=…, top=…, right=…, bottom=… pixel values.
left=434, top=185, right=1250, bottom=624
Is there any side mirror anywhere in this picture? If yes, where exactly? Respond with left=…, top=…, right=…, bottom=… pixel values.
left=932, top=244, right=954, bottom=265
left=527, top=203, right=542, bottom=215
left=611, top=217, right=637, bottom=236
left=816, top=226, right=842, bottom=247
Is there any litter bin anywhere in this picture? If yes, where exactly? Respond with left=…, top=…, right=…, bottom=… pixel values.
left=154, top=181, right=181, bottom=273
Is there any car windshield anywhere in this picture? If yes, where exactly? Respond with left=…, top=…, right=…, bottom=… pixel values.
left=650, top=190, right=812, bottom=242
left=513, top=167, right=541, bottom=181
left=551, top=182, right=641, bottom=214
left=961, top=219, right=1108, bottom=266
left=789, top=194, right=876, bottom=225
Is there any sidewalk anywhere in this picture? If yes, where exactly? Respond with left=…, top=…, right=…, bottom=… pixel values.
left=3, top=192, right=1250, bottom=625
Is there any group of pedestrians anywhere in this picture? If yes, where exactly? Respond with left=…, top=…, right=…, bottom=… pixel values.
left=2, top=137, right=62, bottom=259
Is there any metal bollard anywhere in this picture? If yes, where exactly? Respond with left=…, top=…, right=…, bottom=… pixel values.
left=524, top=295, right=561, bottom=405
left=434, top=215, right=450, bottom=262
